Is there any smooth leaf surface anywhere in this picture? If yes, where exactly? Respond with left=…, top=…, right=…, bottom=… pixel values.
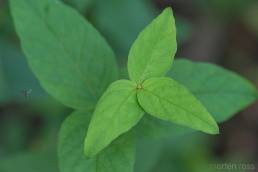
left=84, top=80, right=144, bottom=157
left=137, top=59, right=258, bottom=140
left=128, top=7, right=177, bottom=83
left=169, top=59, right=258, bottom=122
left=10, top=0, right=118, bottom=109
left=137, top=77, right=219, bottom=134
left=64, top=0, right=93, bottom=12
left=59, top=110, right=135, bottom=172
left=136, top=115, right=192, bottom=140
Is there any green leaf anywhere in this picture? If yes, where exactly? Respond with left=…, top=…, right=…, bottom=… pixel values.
left=137, top=59, right=258, bottom=141
left=128, top=7, right=177, bottom=83
left=136, top=115, right=192, bottom=140
left=59, top=110, right=135, bottom=172
left=0, top=57, right=8, bottom=102
left=137, top=77, right=219, bottom=135
left=84, top=80, right=144, bottom=158
left=64, top=0, right=93, bottom=12
left=168, top=59, right=258, bottom=122
left=10, top=0, right=118, bottom=109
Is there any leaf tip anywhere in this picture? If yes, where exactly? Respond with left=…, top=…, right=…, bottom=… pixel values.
left=83, top=144, right=94, bottom=159
left=83, top=138, right=96, bottom=159
left=161, top=7, right=174, bottom=18
left=163, top=6, right=173, bottom=13
left=207, top=123, right=220, bottom=135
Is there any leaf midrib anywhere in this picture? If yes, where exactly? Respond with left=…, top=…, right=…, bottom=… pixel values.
left=137, top=28, right=168, bottom=82
left=26, top=0, right=98, bottom=100
left=142, top=88, right=216, bottom=130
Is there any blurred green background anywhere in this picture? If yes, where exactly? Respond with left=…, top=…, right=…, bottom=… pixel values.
left=0, top=0, right=258, bottom=171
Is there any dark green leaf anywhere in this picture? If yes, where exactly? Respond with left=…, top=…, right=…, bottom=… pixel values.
left=169, top=59, right=258, bottom=122
left=64, top=0, right=93, bottom=12
left=0, top=58, right=8, bottom=102
left=136, top=115, right=191, bottom=140
left=0, top=151, right=58, bottom=172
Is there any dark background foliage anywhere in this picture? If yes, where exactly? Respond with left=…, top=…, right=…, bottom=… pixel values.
left=0, top=0, right=258, bottom=171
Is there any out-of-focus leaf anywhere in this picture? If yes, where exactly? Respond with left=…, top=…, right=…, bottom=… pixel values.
left=0, top=151, right=58, bottom=172
left=93, top=0, right=156, bottom=57
left=119, top=66, right=129, bottom=80
left=135, top=125, right=208, bottom=172
left=136, top=115, right=191, bottom=140
left=64, top=0, right=93, bottom=12
left=10, top=0, right=118, bottom=109
left=0, top=58, right=8, bottom=102
left=59, top=110, right=135, bottom=172
left=135, top=137, right=164, bottom=172
left=147, top=134, right=214, bottom=172
left=0, top=6, right=15, bottom=38
left=169, top=59, right=258, bottom=122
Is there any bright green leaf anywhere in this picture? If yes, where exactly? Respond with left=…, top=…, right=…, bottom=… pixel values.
left=84, top=80, right=144, bottom=158
left=128, top=7, right=177, bottom=83
left=168, top=59, right=258, bottom=122
left=137, top=77, right=219, bottom=135
left=10, top=0, right=118, bottom=109
left=59, top=110, right=135, bottom=172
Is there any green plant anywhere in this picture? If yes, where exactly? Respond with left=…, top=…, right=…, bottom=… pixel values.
left=10, top=0, right=258, bottom=171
